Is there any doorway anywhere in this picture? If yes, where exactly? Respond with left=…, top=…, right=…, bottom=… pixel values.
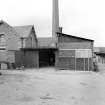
left=39, top=49, right=55, bottom=68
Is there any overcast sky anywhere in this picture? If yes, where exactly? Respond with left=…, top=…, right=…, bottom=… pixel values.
left=0, top=0, right=104, bottom=46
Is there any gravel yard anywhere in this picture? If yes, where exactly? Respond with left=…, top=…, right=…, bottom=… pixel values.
left=0, top=68, right=105, bottom=105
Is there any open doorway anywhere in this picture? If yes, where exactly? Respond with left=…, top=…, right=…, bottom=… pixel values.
left=39, top=49, right=55, bottom=68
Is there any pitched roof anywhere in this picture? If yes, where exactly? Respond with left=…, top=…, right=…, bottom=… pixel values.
left=38, top=37, right=56, bottom=48
left=14, top=25, right=33, bottom=38
left=94, top=47, right=105, bottom=53
left=0, top=20, right=21, bottom=37
left=57, top=32, right=94, bottom=42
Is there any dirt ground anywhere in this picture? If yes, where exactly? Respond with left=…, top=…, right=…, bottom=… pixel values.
left=0, top=68, right=105, bottom=105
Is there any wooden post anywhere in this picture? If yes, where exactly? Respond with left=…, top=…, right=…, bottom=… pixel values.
left=84, top=58, right=85, bottom=71
left=88, top=58, right=90, bottom=71
left=37, top=50, right=39, bottom=69
left=75, top=57, right=76, bottom=71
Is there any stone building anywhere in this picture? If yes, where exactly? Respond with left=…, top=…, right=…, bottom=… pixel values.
left=0, top=20, right=37, bottom=69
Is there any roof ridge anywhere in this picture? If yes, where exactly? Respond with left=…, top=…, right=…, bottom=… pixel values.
left=13, top=25, right=33, bottom=28
left=38, top=37, right=52, bottom=38
left=14, top=25, right=33, bottom=38
left=57, top=32, right=94, bottom=41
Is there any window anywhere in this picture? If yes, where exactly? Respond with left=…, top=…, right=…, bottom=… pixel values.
left=0, top=50, right=7, bottom=61
left=20, top=37, right=26, bottom=48
left=0, top=34, right=6, bottom=48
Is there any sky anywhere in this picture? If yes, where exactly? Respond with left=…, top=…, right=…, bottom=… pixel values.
left=0, top=0, right=104, bottom=47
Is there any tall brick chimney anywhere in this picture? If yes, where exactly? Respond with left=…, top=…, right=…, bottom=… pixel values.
left=52, top=0, right=59, bottom=42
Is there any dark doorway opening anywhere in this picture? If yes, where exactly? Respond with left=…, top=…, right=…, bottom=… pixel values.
left=39, top=49, right=55, bottom=68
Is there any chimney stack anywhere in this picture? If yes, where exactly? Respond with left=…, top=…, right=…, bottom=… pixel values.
left=52, top=0, right=59, bottom=42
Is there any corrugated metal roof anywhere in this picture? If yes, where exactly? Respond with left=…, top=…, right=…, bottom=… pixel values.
left=14, top=25, right=33, bottom=38
left=38, top=37, right=56, bottom=48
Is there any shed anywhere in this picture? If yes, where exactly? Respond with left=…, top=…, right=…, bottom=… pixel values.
left=55, top=33, right=94, bottom=71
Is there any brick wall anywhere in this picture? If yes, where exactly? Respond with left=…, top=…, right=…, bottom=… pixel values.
left=0, top=22, right=20, bottom=51
left=0, top=50, right=7, bottom=62
left=58, top=42, right=92, bottom=49
left=56, top=57, right=75, bottom=70
left=15, top=51, right=23, bottom=67
left=23, top=50, right=38, bottom=68
left=56, top=34, right=94, bottom=71
left=7, top=51, right=15, bottom=63
left=24, top=28, right=37, bottom=48
left=56, top=50, right=93, bottom=71
left=15, top=50, right=39, bottom=68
